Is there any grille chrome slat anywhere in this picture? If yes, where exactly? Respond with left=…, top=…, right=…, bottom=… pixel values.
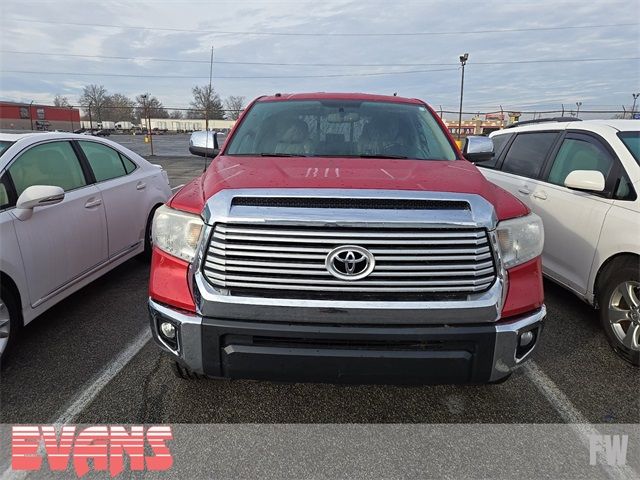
left=203, top=222, right=497, bottom=298
left=209, top=243, right=490, bottom=256
left=215, top=233, right=486, bottom=246
left=222, top=282, right=493, bottom=293
left=205, top=265, right=494, bottom=278
left=218, top=225, right=485, bottom=239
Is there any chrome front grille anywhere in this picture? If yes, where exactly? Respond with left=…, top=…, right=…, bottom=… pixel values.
left=202, top=223, right=497, bottom=299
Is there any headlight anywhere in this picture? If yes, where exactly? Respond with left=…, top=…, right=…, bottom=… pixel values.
left=496, top=213, right=544, bottom=269
left=152, top=205, right=204, bottom=262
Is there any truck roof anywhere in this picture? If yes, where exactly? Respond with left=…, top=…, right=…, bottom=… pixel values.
left=257, top=92, right=424, bottom=105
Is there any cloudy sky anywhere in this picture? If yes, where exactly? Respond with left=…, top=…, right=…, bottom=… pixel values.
left=0, top=0, right=638, bottom=118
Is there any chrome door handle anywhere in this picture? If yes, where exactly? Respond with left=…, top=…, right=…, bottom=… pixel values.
left=532, top=191, right=548, bottom=200
left=84, top=198, right=102, bottom=208
left=136, top=182, right=147, bottom=190
left=517, top=187, right=531, bottom=195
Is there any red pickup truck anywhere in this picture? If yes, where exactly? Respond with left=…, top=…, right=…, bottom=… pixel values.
left=148, top=92, right=545, bottom=384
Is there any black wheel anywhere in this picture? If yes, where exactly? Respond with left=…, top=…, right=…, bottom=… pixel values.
left=171, top=360, right=205, bottom=380
left=598, top=258, right=640, bottom=366
left=137, top=205, right=159, bottom=262
left=0, top=286, right=21, bottom=362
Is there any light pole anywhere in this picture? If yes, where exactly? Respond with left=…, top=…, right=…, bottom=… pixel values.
left=457, top=53, right=469, bottom=142
left=88, top=102, right=93, bottom=131
left=632, top=93, right=639, bottom=118
left=575, top=102, right=582, bottom=118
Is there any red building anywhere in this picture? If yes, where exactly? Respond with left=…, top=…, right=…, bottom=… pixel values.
left=0, top=101, right=81, bottom=131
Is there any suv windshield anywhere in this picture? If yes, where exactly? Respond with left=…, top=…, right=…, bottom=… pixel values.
left=0, top=140, right=15, bottom=157
left=618, top=131, right=640, bottom=165
left=225, top=100, right=457, bottom=161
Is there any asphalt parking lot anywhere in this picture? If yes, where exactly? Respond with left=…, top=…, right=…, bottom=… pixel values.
left=0, top=155, right=638, bottom=427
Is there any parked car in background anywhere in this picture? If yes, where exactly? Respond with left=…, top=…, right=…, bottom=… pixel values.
left=0, top=132, right=172, bottom=359
left=469, top=119, right=639, bottom=365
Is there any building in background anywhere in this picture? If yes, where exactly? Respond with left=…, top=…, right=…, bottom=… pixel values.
left=0, top=101, right=80, bottom=131
left=148, top=118, right=236, bottom=132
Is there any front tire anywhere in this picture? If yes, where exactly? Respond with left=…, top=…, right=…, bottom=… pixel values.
left=598, top=259, right=640, bottom=366
left=171, top=360, right=205, bottom=380
left=137, top=205, right=160, bottom=262
left=0, top=286, right=21, bottom=362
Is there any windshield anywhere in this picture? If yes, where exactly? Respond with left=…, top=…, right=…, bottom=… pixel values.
left=0, top=140, right=14, bottom=157
left=225, top=100, right=457, bottom=160
left=618, top=131, right=640, bottom=165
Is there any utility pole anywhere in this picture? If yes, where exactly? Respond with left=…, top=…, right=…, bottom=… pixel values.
left=29, top=100, right=34, bottom=130
left=576, top=101, right=582, bottom=118
left=141, top=94, right=154, bottom=156
left=88, top=102, right=93, bottom=131
left=457, top=53, right=469, bottom=142
left=69, top=106, right=74, bottom=131
left=205, top=46, right=214, bottom=133
left=632, top=93, right=639, bottom=118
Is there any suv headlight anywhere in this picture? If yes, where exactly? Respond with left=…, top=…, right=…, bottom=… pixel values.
left=496, top=213, right=544, bottom=269
left=152, top=205, right=204, bottom=262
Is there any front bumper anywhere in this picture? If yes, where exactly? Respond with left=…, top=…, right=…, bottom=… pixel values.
left=149, top=298, right=545, bottom=384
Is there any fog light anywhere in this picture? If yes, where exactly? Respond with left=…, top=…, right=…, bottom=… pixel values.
left=160, top=322, right=176, bottom=339
left=519, top=330, right=534, bottom=347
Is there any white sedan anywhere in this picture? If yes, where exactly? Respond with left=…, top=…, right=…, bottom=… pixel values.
left=0, top=132, right=172, bottom=358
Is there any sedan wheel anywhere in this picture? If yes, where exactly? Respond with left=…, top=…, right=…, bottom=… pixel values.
left=607, top=281, right=640, bottom=352
left=0, top=300, right=10, bottom=357
left=0, top=287, right=20, bottom=361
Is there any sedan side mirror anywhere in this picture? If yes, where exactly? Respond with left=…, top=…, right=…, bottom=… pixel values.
left=14, top=185, right=65, bottom=221
left=463, top=136, right=494, bottom=163
left=564, top=170, right=606, bottom=193
left=189, top=131, right=220, bottom=157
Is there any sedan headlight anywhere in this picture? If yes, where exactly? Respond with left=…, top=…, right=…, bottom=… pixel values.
left=152, top=205, right=204, bottom=262
left=496, top=213, right=544, bottom=269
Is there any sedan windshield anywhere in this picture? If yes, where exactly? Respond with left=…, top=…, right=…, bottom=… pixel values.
left=0, top=140, right=15, bottom=157
left=225, top=100, right=457, bottom=161
left=618, top=131, right=640, bottom=165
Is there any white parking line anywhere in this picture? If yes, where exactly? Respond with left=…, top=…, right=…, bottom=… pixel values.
left=524, top=361, right=638, bottom=480
left=171, top=184, right=185, bottom=192
left=0, top=329, right=151, bottom=480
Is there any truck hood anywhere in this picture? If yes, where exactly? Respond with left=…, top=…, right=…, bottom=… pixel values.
left=170, top=155, right=528, bottom=221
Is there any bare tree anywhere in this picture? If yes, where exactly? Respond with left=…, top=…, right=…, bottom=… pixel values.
left=224, top=95, right=245, bottom=120
left=53, top=95, right=70, bottom=107
left=169, top=110, right=184, bottom=119
left=104, top=93, right=135, bottom=122
left=190, top=85, right=224, bottom=120
left=135, top=93, right=169, bottom=120
left=78, top=84, right=109, bottom=121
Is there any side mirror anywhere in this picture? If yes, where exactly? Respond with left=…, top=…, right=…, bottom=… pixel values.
left=564, top=170, right=605, bottom=193
left=463, top=136, right=494, bottom=163
left=189, top=131, right=220, bottom=157
left=14, top=185, right=65, bottom=220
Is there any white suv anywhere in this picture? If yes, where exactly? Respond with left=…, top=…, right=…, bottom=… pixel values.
left=472, top=119, right=639, bottom=365
left=0, top=132, right=172, bottom=359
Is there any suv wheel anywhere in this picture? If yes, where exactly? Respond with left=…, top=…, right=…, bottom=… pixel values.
left=598, top=260, right=640, bottom=366
left=0, top=286, right=20, bottom=361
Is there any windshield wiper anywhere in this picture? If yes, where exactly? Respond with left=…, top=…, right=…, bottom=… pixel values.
left=258, top=153, right=308, bottom=157
left=356, top=154, right=409, bottom=159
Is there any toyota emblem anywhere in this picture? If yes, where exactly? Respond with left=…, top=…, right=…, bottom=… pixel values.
left=326, top=245, right=375, bottom=281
